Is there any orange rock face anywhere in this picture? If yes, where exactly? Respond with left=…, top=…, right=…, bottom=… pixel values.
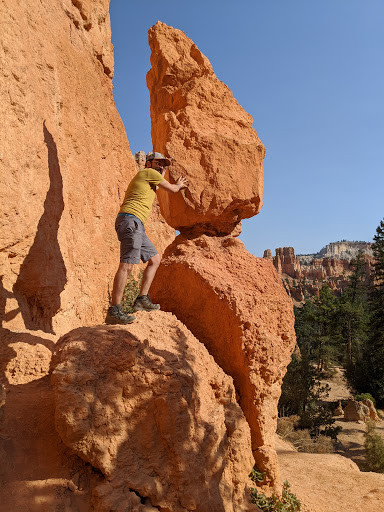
left=0, top=2, right=175, bottom=335
left=51, top=312, right=257, bottom=512
left=146, top=22, right=296, bottom=488
left=0, top=0, right=138, bottom=334
left=147, top=22, right=265, bottom=235
left=151, top=235, right=296, bottom=485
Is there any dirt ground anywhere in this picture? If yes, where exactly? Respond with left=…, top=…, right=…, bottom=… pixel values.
left=276, top=366, right=384, bottom=512
left=320, top=366, right=384, bottom=469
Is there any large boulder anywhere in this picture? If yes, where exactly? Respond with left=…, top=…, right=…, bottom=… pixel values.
left=151, top=234, right=296, bottom=486
left=147, top=22, right=265, bottom=235
left=344, top=400, right=370, bottom=422
left=51, top=311, right=257, bottom=512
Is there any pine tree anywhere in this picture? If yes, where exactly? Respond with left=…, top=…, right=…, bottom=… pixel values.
left=366, top=219, right=384, bottom=404
left=312, top=285, right=339, bottom=369
left=295, top=285, right=340, bottom=368
left=336, top=251, right=369, bottom=367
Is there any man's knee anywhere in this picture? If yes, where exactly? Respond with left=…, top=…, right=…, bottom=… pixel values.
left=148, top=253, right=161, bottom=267
left=118, top=262, right=133, bottom=273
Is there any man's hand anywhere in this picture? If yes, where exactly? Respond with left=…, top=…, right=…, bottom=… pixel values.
left=158, top=175, right=189, bottom=194
left=176, top=176, right=188, bottom=190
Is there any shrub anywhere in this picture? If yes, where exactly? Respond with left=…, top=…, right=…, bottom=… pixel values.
left=249, top=473, right=301, bottom=512
left=121, top=269, right=144, bottom=313
left=355, top=393, right=376, bottom=407
left=276, top=416, right=300, bottom=440
left=364, top=420, right=384, bottom=473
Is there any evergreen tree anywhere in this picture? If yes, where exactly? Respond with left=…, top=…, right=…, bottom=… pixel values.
left=295, top=284, right=342, bottom=368
left=336, top=251, right=369, bottom=367
left=366, top=219, right=384, bottom=404
left=312, top=285, right=339, bottom=369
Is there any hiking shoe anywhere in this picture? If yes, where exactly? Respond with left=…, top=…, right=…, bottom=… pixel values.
left=133, top=294, right=160, bottom=312
left=105, top=305, right=136, bottom=325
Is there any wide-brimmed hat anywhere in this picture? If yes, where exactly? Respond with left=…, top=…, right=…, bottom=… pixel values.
left=146, top=152, right=171, bottom=166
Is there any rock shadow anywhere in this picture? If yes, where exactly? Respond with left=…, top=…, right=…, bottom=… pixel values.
left=14, top=122, right=66, bottom=334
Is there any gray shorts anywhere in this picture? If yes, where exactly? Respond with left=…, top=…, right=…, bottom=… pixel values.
left=115, top=214, right=157, bottom=264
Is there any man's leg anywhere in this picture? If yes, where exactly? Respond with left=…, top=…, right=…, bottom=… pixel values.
left=112, top=262, right=134, bottom=306
left=134, top=254, right=161, bottom=312
left=105, top=262, right=136, bottom=324
left=139, top=254, right=161, bottom=296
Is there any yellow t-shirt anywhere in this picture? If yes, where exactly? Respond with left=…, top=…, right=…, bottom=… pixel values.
left=119, top=168, right=165, bottom=224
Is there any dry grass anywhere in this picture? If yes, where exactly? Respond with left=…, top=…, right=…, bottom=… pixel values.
left=277, top=416, right=334, bottom=454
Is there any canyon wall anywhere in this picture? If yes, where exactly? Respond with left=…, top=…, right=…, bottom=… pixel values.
left=265, top=245, right=373, bottom=302
left=0, top=0, right=136, bottom=334
left=0, top=0, right=173, bottom=335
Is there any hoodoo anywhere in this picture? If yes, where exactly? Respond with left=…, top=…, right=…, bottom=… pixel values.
left=148, top=22, right=296, bottom=485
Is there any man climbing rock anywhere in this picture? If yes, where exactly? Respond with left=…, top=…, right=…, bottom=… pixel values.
left=105, top=152, right=188, bottom=325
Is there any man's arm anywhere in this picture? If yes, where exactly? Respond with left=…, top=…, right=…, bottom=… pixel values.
left=158, top=176, right=188, bottom=193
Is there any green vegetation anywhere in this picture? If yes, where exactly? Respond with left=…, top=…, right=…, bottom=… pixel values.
left=249, top=469, right=301, bottom=511
left=348, top=219, right=384, bottom=406
left=277, top=416, right=334, bottom=453
left=355, top=393, right=376, bottom=407
left=278, top=351, right=340, bottom=442
left=283, top=220, right=384, bottom=408
left=278, top=219, right=384, bottom=465
left=364, top=420, right=384, bottom=473
left=121, top=269, right=144, bottom=313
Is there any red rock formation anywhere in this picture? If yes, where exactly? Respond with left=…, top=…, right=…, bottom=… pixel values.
left=0, top=0, right=137, bottom=334
left=52, top=312, right=257, bottom=512
left=147, top=22, right=265, bottom=235
left=147, top=22, right=295, bottom=488
left=265, top=246, right=374, bottom=302
left=151, top=235, right=296, bottom=485
left=0, top=2, right=174, bottom=335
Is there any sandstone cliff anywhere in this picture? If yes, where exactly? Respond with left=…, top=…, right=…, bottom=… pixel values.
left=264, top=244, right=373, bottom=302
left=0, top=0, right=135, bottom=334
left=0, top=0, right=173, bottom=335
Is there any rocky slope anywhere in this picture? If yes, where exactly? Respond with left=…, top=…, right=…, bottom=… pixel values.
left=264, top=243, right=373, bottom=302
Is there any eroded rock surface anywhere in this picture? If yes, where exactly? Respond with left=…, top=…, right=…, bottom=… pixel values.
left=151, top=235, right=296, bottom=485
left=147, top=22, right=265, bottom=235
left=51, top=312, right=257, bottom=512
left=0, top=2, right=175, bottom=335
left=0, top=0, right=139, bottom=334
left=265, top=245, right=374, bottom=303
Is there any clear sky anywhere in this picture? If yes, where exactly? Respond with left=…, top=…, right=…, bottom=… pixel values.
left=109, top=0, right=384, bottom=257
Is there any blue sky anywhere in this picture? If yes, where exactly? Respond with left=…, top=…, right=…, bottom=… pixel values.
left=109, top=0, right=384, bottom=257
